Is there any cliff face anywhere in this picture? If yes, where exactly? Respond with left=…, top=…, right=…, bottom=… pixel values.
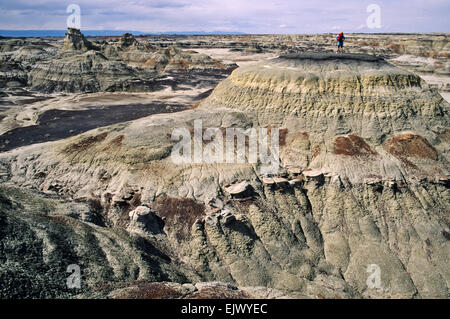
left=0, top=53, right=449, bottom=298
left=204, top=53, right=449, bottom=183
left=205, top=53, right=446, bottom=133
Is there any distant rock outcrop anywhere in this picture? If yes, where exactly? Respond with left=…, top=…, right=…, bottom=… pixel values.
left=119, top=33, right=138, bottom=48
left=22, top=29, right=235, bottom=93
left=60, top=28, right=99, bottom=53
left=28, top=50, right=153, bottom=93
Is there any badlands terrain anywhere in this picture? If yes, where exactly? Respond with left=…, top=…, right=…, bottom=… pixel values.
left=0, top=30, right=449, bottom=298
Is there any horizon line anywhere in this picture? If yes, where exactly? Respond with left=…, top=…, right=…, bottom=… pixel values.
left=1, top=29, right=448, bottom=37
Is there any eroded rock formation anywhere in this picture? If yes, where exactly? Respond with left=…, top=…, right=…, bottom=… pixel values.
left=0, top=52, right=448, bottom=298
left=2, top=29, right=236, bottom=93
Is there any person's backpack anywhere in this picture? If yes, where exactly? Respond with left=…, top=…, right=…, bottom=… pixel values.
left=337, top=33, right=344, bottom=41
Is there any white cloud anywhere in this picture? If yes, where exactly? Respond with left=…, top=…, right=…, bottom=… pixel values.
left=0, top=0, right=448, bottom=33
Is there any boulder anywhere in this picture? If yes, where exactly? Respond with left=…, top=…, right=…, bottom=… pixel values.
left=129, top=205, right=151, bottom=222
left=303, top=170, right=325, bottom=184
left=224, top=181, right=251, bottom=197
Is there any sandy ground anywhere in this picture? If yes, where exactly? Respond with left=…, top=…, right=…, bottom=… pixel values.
left=192, top=48, right=279, bottom=67
left=437, top=91, right=450, bottom=102
left=389, top=55, right=437, bottom=66
left=419, top=74, right=450, bottom=102
left=388, top=55, right=450, bottom=102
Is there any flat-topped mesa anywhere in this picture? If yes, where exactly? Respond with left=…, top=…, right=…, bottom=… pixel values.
left=61, top=28, right=98, bottom=52
left=281, top=52, right=384, bottom=62
left=202, top=52, right=449, bottom=144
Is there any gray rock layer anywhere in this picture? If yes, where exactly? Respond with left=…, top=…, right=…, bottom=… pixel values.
left=0, top=53, right=448, bottom=299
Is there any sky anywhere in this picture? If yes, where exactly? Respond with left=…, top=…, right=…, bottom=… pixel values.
left=0, top=0, right=449, bottom=34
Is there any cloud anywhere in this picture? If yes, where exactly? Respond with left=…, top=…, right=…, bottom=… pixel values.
left=0, top=0, right=448, bottom=33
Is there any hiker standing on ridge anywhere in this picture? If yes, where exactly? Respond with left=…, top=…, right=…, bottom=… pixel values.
left=336, top=32, right=345, bottom=53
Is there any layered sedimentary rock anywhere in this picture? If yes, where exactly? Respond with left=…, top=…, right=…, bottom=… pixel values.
left=28, top=50, right=147, bottom=93
left=151, top=33, right=449, bottom=99
left=102, top=35, right=230, bottom=73
left=0, top=184, right=192, bottom=298
left=0, top=53, right=448, bottom=298
left=26, top=29, right=144, bottom=93
left=204, top=53, right=449, bottom=180
left=25, top=29, right=235, bottom=93
left=0, top=61, right=27, bottom=88
left=205, top=53, right=444, bottom=129
left=60, top=28, right=100, bottom=53
left=0, top=40, right=55, bottom=89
